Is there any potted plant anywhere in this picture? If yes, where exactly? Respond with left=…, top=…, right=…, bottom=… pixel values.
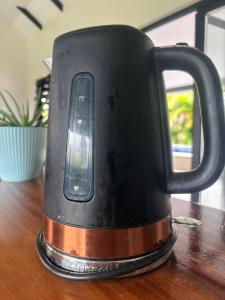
left=0, top=90, right=47, bottom=182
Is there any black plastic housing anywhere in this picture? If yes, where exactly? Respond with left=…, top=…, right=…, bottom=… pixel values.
left=44, top=25, right=225, bottom=228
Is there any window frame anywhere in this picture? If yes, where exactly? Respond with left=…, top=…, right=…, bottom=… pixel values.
left=142, top=0, right=225, bottom=202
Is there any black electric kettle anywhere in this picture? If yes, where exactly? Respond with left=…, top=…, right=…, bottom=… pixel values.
left=36, top=25, right=225, bottom=280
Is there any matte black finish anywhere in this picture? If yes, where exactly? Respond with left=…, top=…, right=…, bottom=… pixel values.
left=153, top=46, right=225, bottom=193
left=16, top=6, right=42, bottom=30
left=44, top=25, right=225, bottom=228
left=50, top=0, right=63, bottom=12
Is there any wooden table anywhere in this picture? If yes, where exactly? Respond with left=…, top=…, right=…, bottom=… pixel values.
left=0, top=179, right=224, bottom=300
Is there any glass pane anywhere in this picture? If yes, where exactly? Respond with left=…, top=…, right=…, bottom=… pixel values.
left=167, top=88, right=194, bottom=172
left=200, top=5, right=225, bottom=210
left=147, top=12, right=195, bottom=89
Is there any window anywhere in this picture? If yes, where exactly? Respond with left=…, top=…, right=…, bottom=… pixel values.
left=200, top=5, right=225, bottom=210
left=143, top=0, right=225, bottom=209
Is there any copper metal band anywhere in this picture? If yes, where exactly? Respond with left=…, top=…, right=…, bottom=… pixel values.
left=43, top=215, right=172, bottom=260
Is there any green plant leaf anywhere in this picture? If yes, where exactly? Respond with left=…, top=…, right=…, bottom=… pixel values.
left=26, top=101, right=29, bottom=123
left=21, top=104, right=29, bottom=126
left=0, top=91, right=21, bottom=125
left=3, top=89, right=24, bottom=122
left=29, top=100, right=42, bottom=126
left=0, top=109, right=19, bottom=126
left=0, top=89, right=47, bottom=127
left=41, top=119, right=48, bottom=127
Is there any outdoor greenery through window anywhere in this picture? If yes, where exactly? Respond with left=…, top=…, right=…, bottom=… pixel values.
left=167, top=90, right=194, bottom=145
left=166, top=88, right=194, bottom=173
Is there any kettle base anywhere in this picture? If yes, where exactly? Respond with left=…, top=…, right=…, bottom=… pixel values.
left=36, top=228, right=177, bottom=280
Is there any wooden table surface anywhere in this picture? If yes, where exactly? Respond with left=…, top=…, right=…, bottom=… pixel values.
left=0, top=179, right=224, bottom=300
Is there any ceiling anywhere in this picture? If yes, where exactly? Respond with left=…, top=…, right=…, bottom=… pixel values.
left=0, top=0, right=32, bottom=24
left=0, top=0, right=62, bottom=28
left=1, top=0, right=199, bottom=30
left=0, top=0, right=200, bottom=44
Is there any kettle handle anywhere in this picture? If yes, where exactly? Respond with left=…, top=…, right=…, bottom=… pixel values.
left=153, top=46, right=225, bottom=193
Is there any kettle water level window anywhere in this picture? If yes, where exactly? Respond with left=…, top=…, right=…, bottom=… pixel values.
left=63, top=73, right=94, bottom=202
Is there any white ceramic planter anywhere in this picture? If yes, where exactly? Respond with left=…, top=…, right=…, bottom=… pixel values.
left=0, top=127, right=47, bottom=182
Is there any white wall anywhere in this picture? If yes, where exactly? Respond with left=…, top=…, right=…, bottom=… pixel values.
left=0, top=22, right=27, bottom=104
left=24, top=0, right=198, bottom=99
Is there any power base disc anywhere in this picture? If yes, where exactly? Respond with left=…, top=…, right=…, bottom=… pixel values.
left=36, top=228, right=177, bottom=280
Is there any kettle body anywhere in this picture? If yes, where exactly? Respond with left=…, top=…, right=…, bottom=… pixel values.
left=37, top=25, right=225, bottom=279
